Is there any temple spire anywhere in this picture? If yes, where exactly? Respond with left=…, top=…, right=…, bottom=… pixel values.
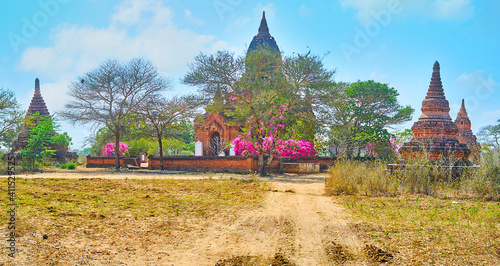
left=257, top=11, right=270, bottom=37
left=458, top=99, right=467, bottom=115
left=27, top=78, right=50, bottom=116
left=426, top=60, right=444, bottom=98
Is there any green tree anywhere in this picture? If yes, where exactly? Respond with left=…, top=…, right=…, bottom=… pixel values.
left=318, top=80, right=414, bottom=158
left=61, top=58, right=168, bottom=171
left=183, top=48, right=334, bottom=175
left=478, top=121, right=500, bottom=152
left=134, top=95, right=198, bottom=170
left=20, top=113, right=72, bottom=170
left=0, top=88, right=24, bottom=149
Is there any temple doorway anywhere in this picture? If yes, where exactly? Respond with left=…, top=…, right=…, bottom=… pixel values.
left=210, top=132, right=221, bottom=156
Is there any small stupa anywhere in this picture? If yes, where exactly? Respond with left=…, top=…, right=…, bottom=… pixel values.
left=454, top=99, right=480, bottom=161
left=399, top=61, right=470, bottom=162
left=12, top=78, right=77, bottom=161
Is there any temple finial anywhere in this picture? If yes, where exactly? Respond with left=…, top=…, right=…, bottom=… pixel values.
left=434, top=61, right=440, bottom=69
left=426, top=61, right=444, bottom=98
left=258, top=10, right=269, bottom=35
left=35, top=78, right=40, bottom=91
left=459, top=99, right=467, bottom=114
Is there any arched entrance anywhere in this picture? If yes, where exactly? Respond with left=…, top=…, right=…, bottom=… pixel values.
left=210, top=132, right=221, bottom=156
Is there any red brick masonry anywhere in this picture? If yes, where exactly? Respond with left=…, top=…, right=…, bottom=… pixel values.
left=86, top=155, right=334, bottom=173
left=86, top=156, right=138, bottom=168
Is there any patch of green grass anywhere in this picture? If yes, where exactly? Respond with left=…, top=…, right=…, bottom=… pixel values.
left=343, top=195, right=500, bottom=265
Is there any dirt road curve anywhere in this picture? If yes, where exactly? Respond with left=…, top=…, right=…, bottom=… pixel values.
left=168, top=175, right=363, bottom=265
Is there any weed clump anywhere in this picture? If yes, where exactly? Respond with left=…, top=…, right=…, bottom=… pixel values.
left=325, top=160, right=392, bottom=196
left=324, top=241, right=353, bottom=263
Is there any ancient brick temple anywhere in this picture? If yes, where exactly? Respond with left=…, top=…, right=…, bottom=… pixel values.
left=454, top=99, right=480, bottom=161
left=194, top=112, right=240, bottom=156
left=399, top=61, right=471, bottom=162
left=194, top=11, right=280, bottom=156
left=12, top=78, right=77, bottom=161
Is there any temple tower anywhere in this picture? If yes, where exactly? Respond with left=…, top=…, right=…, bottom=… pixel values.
left=247, top=11, right=280, bottom=56
left=454, top=99, right=480, bottom=161
left=11, top=78, right=77, bottom=161
left=399, top=61, right=471, bottom=162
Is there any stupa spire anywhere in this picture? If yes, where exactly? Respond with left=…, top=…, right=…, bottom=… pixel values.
left=247, top=10, right=280, bottom=57
left=426, top=61, right=445, bottom=98
left=420, top=61, right=452, bottom=120
left=27, top=78, right=50, bottom=116
left=458, top=98, right=467, bottom=115
left=258, top=11, right=269, bottom=37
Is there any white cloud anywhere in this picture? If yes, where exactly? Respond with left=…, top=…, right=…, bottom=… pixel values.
left=184, top=9, right=205, bottom=26
left=482, top=109, right=500, bottom=119
left=456, top=70, right=496, bottom=92
left=19, top=0, right=231, bottom=80
left=299, top=4, right=313, bottom=17
left=339, top=0, right=474, bottom=24
left=370, top=67, right=387, bottom=79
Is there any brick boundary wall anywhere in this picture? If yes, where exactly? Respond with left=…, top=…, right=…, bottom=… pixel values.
left=147, top=156, right=336, bottom=173
left=86, top=155, right=139, bottom=168
left=85, top=155, right=336, bottom=172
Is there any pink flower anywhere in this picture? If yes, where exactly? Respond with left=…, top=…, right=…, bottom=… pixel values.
left=101, top=142, right=128, bottom=156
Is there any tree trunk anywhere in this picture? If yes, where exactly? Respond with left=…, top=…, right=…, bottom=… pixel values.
left=158, top=132, right=164, bottom=171
left=114, top=129, right=120, bottom=172
left=257, top=138, right=267, bottom=176
left=258, top=154, right=266, bottom=176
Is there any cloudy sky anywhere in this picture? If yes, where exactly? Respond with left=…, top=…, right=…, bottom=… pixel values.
left=1, top=0, right=499, bottom=149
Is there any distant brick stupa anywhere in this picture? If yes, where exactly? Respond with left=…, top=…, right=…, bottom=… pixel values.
left=399, top=61, right=471, bottom=162
left=12, top=78, right=77, bottom=161
left=454, top=99, right=480, bottom=161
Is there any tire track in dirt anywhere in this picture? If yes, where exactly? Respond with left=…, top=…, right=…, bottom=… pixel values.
left=171, top=176, right=364, bottom=265
left=267, top=179, right=363, bottom=265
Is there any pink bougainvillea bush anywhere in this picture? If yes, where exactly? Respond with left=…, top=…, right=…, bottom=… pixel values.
left=365, top=136, right=400, bottom=158
left=232, top=104, right=317, bottom=161
left=233, top=136, right=317, bottom=161
left=101, top=142, right=129, bottom=157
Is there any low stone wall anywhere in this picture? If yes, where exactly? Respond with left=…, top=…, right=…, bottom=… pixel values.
left=86, top=155, right=138, bottom=168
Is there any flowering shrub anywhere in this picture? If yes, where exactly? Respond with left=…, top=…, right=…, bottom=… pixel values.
left=233, top=136, right=317, bottom=160
left=101, top=142, right=129, bottom=157
left=232, top=104, right=317, bottom=161
left=365, top=136, right=400, bottom=158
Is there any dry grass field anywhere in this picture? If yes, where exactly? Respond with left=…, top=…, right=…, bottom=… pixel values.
left=343, top=195, right=500, bottom=265
left=0, top=174, right=268, bottom=265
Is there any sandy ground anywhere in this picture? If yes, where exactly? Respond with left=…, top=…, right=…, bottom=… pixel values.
left=3, top=170, right=365, bottom=265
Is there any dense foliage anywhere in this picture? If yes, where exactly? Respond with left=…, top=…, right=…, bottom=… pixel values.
left=20, top=113, right=71, bottom=170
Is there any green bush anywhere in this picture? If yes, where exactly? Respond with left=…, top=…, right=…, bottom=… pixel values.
left=60, top=162, right=78, bottom=170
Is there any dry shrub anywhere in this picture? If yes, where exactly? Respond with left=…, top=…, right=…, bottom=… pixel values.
left=325, top=160, right=392, bottom=196
left=463, top=150, right=500, bottom=197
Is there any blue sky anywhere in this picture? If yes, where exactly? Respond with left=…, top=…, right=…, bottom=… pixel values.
left=1, top=0, right=499, bottom=149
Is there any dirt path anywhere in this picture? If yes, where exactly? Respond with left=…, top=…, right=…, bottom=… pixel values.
left=165, top=175, right=364, bottom=265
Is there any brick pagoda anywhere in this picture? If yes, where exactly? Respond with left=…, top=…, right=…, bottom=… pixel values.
left=454, top=99, right=480, bottom=161
left=399, top=61, right=471, bottom=162
left=12, top=78, right=77, bottom=161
